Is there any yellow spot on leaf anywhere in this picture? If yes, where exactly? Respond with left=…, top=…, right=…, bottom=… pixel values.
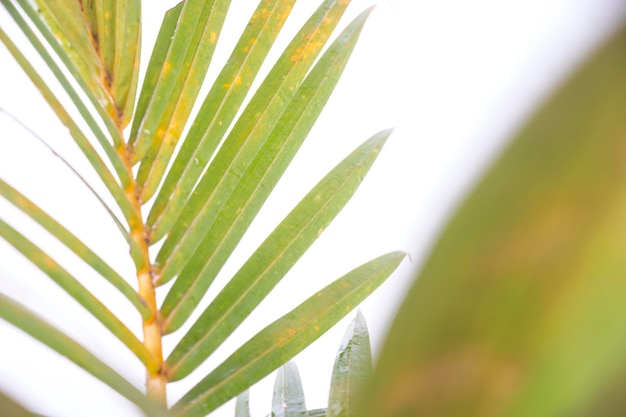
left=210, top=32, right=217, bottom=43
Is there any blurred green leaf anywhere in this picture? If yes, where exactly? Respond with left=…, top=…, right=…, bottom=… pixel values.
left=360, top=22, right=626, bottom=417
left=328, top=311, right=372, bottom=417
left=272, top=362, right=307, bottom=417
left=0, top=390, right=38, bottom=417
left=165, top=130, right=391, bottom=379
left=171, top=251, right=406, bottom=417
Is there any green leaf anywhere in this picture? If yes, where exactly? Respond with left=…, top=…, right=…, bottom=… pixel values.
left=159, top=9, right=376, bottom=340
left=106, top=0, right=142, bottom=127
left=360, top=22, right=626, bottom=417
left=0, top=27, right=140, bottom=235
left=147, top=0, right=297, bottom=236
left=8, top=0, right=122, bottom=141
left=0, top=390, right=38, bottom=417
left=30, top=0, right=104, bottom=103
left=0, top=219, right=158, bottom=373
left=307, top=409, right=327, bottom=417
left=0, top=0, right=131, bottom=185
left=235, top=391, right=250, bottom=417
left=0, top=179, right=150, bottom=320
left=0, top=294, right=171, bottom=417
left=130, top=0, right=232, bottom=202
left=170, top=251, right=406, bottom=417
left=88, top=0, right=142, bottom=126
left=165, top=130, right=392, bottom=379
left=272, top=362, right=307, bottom=417
left=129, top=2, right=182, bottom=157
left=327, top=311, right=372, bottom=417
left=154, top=0, right=352, bottom=282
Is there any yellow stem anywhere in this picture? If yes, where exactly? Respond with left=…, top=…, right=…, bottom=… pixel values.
left=122, top=142, right=167, bottom=406
left=138, top=269, right=167, bottom=405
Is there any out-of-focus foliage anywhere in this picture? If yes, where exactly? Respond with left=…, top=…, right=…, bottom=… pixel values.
left=360, top=21, right=626, bottom=417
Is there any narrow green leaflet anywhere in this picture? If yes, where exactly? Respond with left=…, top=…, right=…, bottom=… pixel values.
left=9, top=0, right=121, bottom=141
left=0, top=179, right=149, bottom=319
left=0, top=0, right=131, bottom=186
left=32, top=0, right=103, bottom=101
left=0, top=294, right=170, bottom=417
left=0, top=390, right=38, bottom=417
left=147, top=0, right=297, bottom=236
left=0, top=28, right=140, bottom=235
left=109, top=0, right=142, bottom=127
left=131, top=0, right=232, bottom=202
left=93, top=0, right=115, bottom=76
left=235, top=391, right=250, bottom=417
left=129, top=2, right=182, bottom=155
left=154, top=0, right=352, bottom=281
left=327, top=311, right=372, bottom=417
left=170, top=251, right=406, bottom=417
left=0, top=219, right=158, bottom=373
left=20, top=0, right=140, bottom=128
left=165, top=131, right=391, bottom=379
left=160, top=14, right=377, bottom=337
left=272, top=362, right=307, bottom=417
left=359, top=23, right=626, bottom=417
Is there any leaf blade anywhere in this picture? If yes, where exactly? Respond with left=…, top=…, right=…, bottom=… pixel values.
left=159, top=10, right=376, bottom=338
left=0, top=26, right=139, bottom=232
left=1, top=0, right=130, bottom=184
left=0, top=390, right=39, bottom=417
left=110, top=0, right=142, bottom=127
left=147, top=0, right=297, bottom=236
left=0, top=294, right=170, bottom=417
left=0, top=178, right=150, bottom=319
left=131, top=0, right=232, bottom=202
left=272, top=362, right=307, bottom=417
left=154, top=0, right=353, bottom=281
left=165, top=130, right=392, bottom=379
left=171, top=251, right=406, bottom=417
left=0, top=218, right=158, bottom=372
left=235, top=391, right=251, bottom=417
left=360, top=22, right=626, bottom=417
left=327, top=311, right=372, bottom=417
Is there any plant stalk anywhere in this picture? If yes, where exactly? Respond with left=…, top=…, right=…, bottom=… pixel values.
left=124, top=144, right=167, bottom=406
left=138, top=267, right=167, bottom=405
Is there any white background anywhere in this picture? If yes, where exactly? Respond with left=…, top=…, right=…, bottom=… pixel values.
left=1, top=0, right=625, bottom=416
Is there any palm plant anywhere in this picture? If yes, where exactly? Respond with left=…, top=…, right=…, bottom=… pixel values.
left=0, top=0, right=404, bottom=415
